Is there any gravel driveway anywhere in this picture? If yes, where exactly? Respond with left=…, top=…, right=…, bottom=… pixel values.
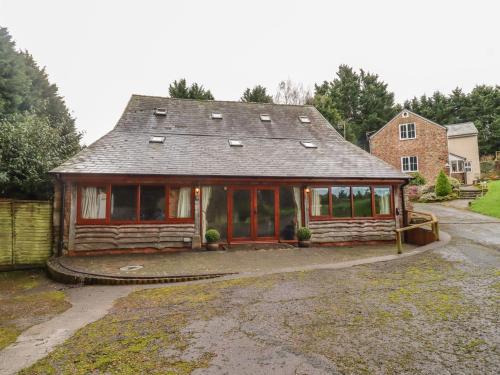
left=19, top=203, right=500, bottom=375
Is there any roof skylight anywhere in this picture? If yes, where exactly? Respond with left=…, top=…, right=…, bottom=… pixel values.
left=298, top=115, right=311, bottom=124
left=154, top=108, right=167, bottom=116
left=260, top=114, right=271, bottom=122
left=149, top=136, right=166, bottom=143
left=228, top=139, right=243, bottom=147
left=300, top=141, right=317, bottom=149
left=211, top=112, right=223, bottom=119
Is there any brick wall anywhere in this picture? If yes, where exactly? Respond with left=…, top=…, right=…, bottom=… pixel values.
left=370, top=111, right=448, bottom=185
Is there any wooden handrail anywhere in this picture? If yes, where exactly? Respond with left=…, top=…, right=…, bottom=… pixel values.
left=395, top=210, right=439, bottom=254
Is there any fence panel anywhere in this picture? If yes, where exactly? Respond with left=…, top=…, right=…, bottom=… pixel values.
left=0, top=201, right=13, bottom=266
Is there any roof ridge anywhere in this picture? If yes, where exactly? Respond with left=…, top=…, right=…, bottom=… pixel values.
left=130, top=94, right=314, bottom=108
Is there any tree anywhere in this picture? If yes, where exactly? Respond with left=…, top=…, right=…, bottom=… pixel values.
left=241, top=85, right=273, bottom=103
left=435, top=170, right=452, bottom=197
left=0, top=27, right=82, bottom=199
left=275, top=79, right=312, bottom=105
left=313, top=65, right=397, bottom=148
left=168, top=78, right=214, bottom=100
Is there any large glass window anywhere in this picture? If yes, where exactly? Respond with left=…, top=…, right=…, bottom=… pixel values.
left=374, top=187, right=391, bottom=215
left=352, top=186, right=372, bottom=217
left=111, top=186, right=137, bottom=221
left=203, top=186, right=227, bottom=241
left=140, top=186, right=165, bottom=221
left=81, top=186, right=107, bottom=219
left=279, top=187, right=302, bottom=240
left=168, top=187, right=192, bottom=218
left=310, top=187, right=329, bottom=216
left=332, top=186, right=351, bottom=217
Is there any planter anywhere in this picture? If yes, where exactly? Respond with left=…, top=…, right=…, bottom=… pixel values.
left=206, top=242, right=219, bottom=251
left=298, top=240, right=311, bottom=248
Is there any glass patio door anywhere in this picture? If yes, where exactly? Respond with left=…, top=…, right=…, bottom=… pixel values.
left=228, top=187, right=278, bottom=242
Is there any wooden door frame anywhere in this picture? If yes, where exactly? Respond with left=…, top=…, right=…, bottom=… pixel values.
left=227, top=186, right=279, bottom=243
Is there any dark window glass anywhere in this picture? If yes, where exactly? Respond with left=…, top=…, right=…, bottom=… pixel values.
left=407, top=123, right=416, bottom=138
left=204, top=186, right=227, bottom=240
left=256, top=189, right=275, bottom=237
left=232, top=189, right=251, bottom=238
left=311, top=188, right=329, bottom=216
left=279, top=187, right=301, bottom=240
left=332, top=186, right=351, bottom=217
left=400, top=124, right=407, bottom=139
left=353, top=186, right=372, bottom=217
left=111, top=185, right=137, bottom=221
left=140, top=186, right=165, bottom=221
left=374, top=187, right=391, bottom=215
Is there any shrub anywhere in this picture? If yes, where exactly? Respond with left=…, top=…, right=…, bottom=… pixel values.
left=418, top=191, right=457, bottom=203
left=435, top=170, right=452, bottom=197
left=448, top=177, right=461, bottom=191
left=408, top=172, right=426, bottom=186
left=205, top=229, right=220, bottom=243
left=297, top=227, right=311, bottom=241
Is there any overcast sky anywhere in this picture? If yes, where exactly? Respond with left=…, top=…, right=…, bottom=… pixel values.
left=1, top=0, right=498, bottom=144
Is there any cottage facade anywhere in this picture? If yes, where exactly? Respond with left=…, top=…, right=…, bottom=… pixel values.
left=369, top=110, right=480, bottom=186
left=51, top=95, right=409, bottom=255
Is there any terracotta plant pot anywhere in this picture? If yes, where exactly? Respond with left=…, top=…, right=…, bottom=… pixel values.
left=206, top=242, right=219, bottom=251
left=298, top=240, right=311, bottom=248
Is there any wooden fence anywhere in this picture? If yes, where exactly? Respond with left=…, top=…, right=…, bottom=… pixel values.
left=0, top=200, right=52, bottom=268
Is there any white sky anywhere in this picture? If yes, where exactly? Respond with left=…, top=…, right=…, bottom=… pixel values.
left=1, top=0, right=498, bottom=144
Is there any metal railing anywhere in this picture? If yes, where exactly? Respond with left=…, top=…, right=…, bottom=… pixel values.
left=395, top=210, right=439, bottom=254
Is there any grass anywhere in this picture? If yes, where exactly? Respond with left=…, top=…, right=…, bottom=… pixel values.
left=470, top=180, right=500, bottom=218
left=0, top=270, right=70, bottom=349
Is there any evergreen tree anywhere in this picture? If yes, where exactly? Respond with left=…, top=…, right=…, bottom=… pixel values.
left=435, top=170, right=452, bottom=197
left=168, top=78, right=214, bottom=100
left=241, top=85, right=273, bottom=103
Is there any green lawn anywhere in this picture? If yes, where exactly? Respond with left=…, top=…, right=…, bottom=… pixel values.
left=470, top=180, right=500, bottom=218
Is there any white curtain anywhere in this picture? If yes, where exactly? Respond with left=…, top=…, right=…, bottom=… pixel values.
left=177, top=187, right=192, bottom=218
left=311, top=188, right=321, bottom=216
left=292, top=187, right=302, bottom=229
left=379, top=191, right=390, bottom=215
left=82, top=187, right=106, bottom=219
left=201, top=186, right=212, bottom=240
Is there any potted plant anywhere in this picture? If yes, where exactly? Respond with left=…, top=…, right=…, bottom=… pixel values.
left=205, top=229, right=220, bottom=251
left=297, top=227, right=312, bottom=248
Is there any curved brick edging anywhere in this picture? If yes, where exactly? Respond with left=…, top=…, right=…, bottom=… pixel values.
left=46, top=258, right=234, bottom=285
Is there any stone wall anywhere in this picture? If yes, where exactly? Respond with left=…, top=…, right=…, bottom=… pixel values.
left=73, top=224, right=195, bottom=252
left=370, top=111, right=448, bottom=185
left=309, top=219, right=396, bottom=243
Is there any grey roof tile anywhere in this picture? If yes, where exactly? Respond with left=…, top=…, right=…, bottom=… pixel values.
left=446, top=122, right=478, bottom=137
left=52, top=95, right=408, bottom=179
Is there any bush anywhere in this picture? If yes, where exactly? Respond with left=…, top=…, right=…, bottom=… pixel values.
left=297, top=227, right=311, bottom=241
left=408, top=172, right=426, bottom=186
left=448, top=177, right=461, bottom=191
left=205, top=229, right=220, bottom=243
left=435, top=170, right=452, bottom=197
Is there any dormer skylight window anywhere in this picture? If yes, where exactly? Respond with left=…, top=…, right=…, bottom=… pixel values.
left=300, top=141, right=317, bottom=148
left=154, top=108, right=167, bottom=116
left=211, top=112, right=223, bottom=119
left=260, top=114, right=271, bottom=122
left=149, top=136, right=165, bottom=143
left=228, top=139, right=243, bottom=147
left=299, top=115, right=311, bottom=124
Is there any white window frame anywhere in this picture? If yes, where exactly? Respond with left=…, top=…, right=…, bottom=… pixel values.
left=451, top=160, right=465, bottom=173
left=399, top=123, right=416, bottom=140
left=464, top=161, right=472, bottom=172
left=401, top=156, right=418, bottom=172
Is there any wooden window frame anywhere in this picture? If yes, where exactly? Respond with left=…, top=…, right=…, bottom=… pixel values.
left=77, top=183, right=195, bottom=225
left=308, top=185, right=394, bottom=221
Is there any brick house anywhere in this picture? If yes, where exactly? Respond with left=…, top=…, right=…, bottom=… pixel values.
left=369, top=110, right=449, bottom=185
left=369, top=110, right=481, bottom=186
left=50, top=95, right=410, bottom=256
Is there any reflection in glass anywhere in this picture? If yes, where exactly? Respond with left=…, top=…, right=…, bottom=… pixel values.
left=311, top=187, right=329, bottom=216
left=353, top=186, right=372, bottom=217
left=203, top=186, right=227, bottom=240
left=332, top=186, right=351, bottom=217
left=232, top=190, right=251, bottom=238
left=257, top=189, right=275, bottom=237
left=374, top=187, right=391, bottom=215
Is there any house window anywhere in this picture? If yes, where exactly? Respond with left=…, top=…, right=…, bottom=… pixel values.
left=140, top=186, right=165, bottom=221
left=451, top=160, right=464, bottom=173
left=168, top=187, right=192, bottom=219
left=332, top=186, right=351, bottom=217
left=400, top=123, right=416, bottom=140
left=401, top=156, right=418, bottom=172
left=353, top=186, right=372, bottom=217
left=111, top=186, right=137, bottom=221
left=464, top=161, right=472, bottom=172
left=374, top=187, right=391, bottom=215
left=310, top=188, right=330, bottom=216
left=81, top=186, right=107, bottom=219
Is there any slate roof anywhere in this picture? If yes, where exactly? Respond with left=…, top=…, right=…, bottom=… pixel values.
left=446, top=122, right=478, bottom=138
left=52, top=95, right=408, bottom=179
